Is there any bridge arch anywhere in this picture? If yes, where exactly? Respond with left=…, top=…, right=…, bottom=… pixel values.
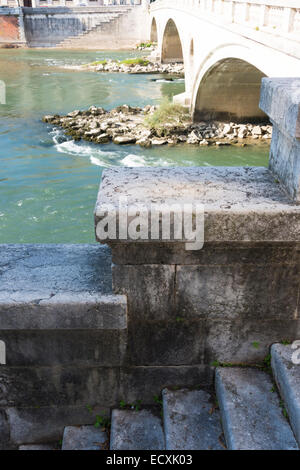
left=161, top=19, right=184, bottom=64
left=150, top=17, right=158, bottom=43
left=192, top=46, right=269, bottom=123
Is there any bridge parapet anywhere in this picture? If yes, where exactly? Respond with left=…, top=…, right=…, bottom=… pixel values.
left=151, top=0, right=300, bottom=44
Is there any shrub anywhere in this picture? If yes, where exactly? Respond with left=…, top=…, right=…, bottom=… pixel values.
left=137, top=41, right=156, bottom=49
left=144, top=98, right=190, bottom=134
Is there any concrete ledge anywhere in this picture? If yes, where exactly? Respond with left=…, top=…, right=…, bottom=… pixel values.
left=0, top=292, right=127, bottom=330
left=0, top=244, right=127, bottom=330
left=95, top=167, right=300, bottom=244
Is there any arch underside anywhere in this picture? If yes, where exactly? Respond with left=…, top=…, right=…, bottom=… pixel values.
left=162, top=19, right=183, bottom=64
left=150, top=17, right=158, bottom=43
left=194, top=58, right=267, bottom=123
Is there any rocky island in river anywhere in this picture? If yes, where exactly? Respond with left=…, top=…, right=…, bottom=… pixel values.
left=64, top=57, right=184, bottom=76
left=43, top=102, right=272, bottom=149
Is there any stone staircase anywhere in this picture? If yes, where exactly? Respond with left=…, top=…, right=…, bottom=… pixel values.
left=19, top=344, right=300, bottom=450
left=57, top=8, right=132, bottom=49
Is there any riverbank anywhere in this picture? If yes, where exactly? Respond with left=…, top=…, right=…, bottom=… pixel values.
left=43, top=103, right=272, bottom=148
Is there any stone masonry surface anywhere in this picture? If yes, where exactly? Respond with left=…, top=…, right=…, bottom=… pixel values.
left=95, top=166, right=300, bottom=243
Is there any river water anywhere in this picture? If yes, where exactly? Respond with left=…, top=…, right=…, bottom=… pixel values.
left=0, top=49, right=269, bottom=243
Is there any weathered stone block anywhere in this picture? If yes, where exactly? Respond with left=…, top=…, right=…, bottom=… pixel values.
left=0, top=293, right=127, bottom=330
left=0, top=244, right=127, bottom=330
left=120, top=365, right=214, bottom=405
left=271, top=343, right=300, bottom=446
left=205, top=319, right=300, bottom=364
left=0, top=244, right=113, bottom=295
left=111, top=241, right=299, bottom=266
left=125, top=320, right=206, bottom=366
left=216, top=367, right=298, bottom=450
left=0, top=366, right=119, bottom=408
left=110, top=409, right=165, bottom=450
left=112, top=264, right=175, bottom=322
left=163, top=388, right=224, bottom=450
left=260, top=78, right=300, bottom=201
left=0, top=409, right=10, bottom=450
left=62, top=425, right=108, bottom=451
left=0, top=330, right=127, bottom=367
left=8, top=404, right=110, bottom=445
left=95, top=167, right=300, bottom=245
left=175, top=263, right=299, bottom=320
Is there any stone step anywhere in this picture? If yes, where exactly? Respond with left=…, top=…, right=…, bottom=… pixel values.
left=60, top=15, right=120, bottom=42
left=216, top=367, right=299, bottom=450
left=62, top=425, right=108, bottom=450
left=163, top=388, right=225, bottom=450
left=110, top=409, right=165, bottom=450
left=57, top=9, right=131, bottom=48
left=271, top=343, right=300, bottom=446
left=0, top=244, right=127, bottom=331
left=19, top=444, right=57, bottom=450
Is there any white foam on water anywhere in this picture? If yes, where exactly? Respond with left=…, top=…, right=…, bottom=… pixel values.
left=90, top=156, right=107, bottom=167
left=51, top=130, right=179, bottom=169
left=155, top=79, right=174, bottom=83
left=52, top=133, right=119, bottom=167
left=50, top=128, right=67, bottom=145
left=121, top=154, right=147, bottom=167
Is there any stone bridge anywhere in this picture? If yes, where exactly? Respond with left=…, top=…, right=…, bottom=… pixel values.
left=150, top=0, right=300, bottom=122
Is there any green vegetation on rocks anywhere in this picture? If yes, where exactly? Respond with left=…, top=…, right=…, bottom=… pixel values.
left=88, top=60, right=108, bottom=66
left=137, top=41, right=157, bottom=49
left=145, top=98, right=190, bottom=135
left=120, top=58, right=150, bottom=67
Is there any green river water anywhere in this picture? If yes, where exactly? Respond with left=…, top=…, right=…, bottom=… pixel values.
left=0, top=49, right=269, bottom=243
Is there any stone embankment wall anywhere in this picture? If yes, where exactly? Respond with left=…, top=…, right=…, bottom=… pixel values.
left=0, top=8, right=25, bottom=46
left=0, top=15, right=19, bottom=42
left=0, top=6, right=149, bottom=48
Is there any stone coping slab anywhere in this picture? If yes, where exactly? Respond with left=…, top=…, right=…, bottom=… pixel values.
left=95, top=167, right=300, bottom=243
left=0, top=244, right=127, bottom=330
left=0, top=244, right=112, bottom=294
